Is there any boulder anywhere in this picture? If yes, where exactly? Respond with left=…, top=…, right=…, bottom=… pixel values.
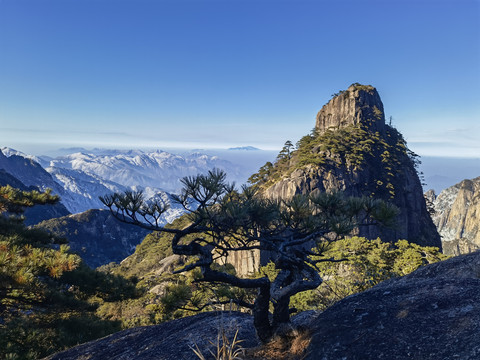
left=44, top=312, right=259, bottom=360
left=305, top=251, right=480, bottom=360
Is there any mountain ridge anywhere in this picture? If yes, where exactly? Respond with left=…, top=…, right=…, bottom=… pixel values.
left=35, top=209, right=151, bottom=268
left=0, top=147, right=243, bottom=221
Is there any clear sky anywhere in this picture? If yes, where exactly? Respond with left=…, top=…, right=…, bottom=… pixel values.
left=0, top=0, right=479, bottom=157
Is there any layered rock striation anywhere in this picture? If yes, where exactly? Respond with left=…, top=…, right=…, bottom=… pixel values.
left=257, top=84, right=440, bottom=248
left=431, top=177, right=480, bottom=255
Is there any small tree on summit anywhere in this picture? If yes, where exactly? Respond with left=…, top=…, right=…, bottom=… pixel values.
left=101, top=170, right=397, bottom=342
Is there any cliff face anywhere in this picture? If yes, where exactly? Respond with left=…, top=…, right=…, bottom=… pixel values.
left=316, top=84, right=386, bottom=135
left=432, top=177, right=480, bottom=255
left=260, top=84, right=440, bottom=248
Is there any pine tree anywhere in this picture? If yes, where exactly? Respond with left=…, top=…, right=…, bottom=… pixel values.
left=0, top=186, right=135, bottom=359
left=101, top=170, right=397, bottom=342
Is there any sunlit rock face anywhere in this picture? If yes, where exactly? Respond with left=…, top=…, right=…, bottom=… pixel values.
left=432, top=177, right=480, bottom=255
left=315, top=84, right=386, bottom=136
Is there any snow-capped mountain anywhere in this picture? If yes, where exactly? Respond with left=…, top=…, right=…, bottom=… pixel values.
left=45, top=166, right=127, bottom=214
left=48, top=149, right=242, bottom=193
left=0, top=148, right=65, bottom=195
left=1, top=147, right=51, bottom=168
left=0, top=147, right=245, bottom=225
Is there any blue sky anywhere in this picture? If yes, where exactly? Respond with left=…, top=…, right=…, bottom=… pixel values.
left=0, top=0, right=479, bottom=157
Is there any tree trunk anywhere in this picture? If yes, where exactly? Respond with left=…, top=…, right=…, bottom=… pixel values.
left=272, top=295, right=290, bottom=330
left=253, top=284, right=272, bottom=343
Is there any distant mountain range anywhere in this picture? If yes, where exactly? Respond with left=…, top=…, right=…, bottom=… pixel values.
left=0, top=146, right=269, bottom=267
left=228, top=146, right=260, bottom=151
left=0, top=147, right=252, bottom=229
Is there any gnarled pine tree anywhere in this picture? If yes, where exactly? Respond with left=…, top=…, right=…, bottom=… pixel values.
left=101, top=170, right=397, bottom=342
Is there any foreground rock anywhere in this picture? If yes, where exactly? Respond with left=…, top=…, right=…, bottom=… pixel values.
left=45, top=251, right=480, bottom=360
left=305, top=251, right=480, bottom=360
left=45, top=312, right=258, bottom=360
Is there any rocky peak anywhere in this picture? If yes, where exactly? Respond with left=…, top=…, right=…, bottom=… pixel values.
left=255, top=84, right=441, bottom=248
left=315, top=83, right=386, bottom=135
left=424, top=189, right=436, bottom=204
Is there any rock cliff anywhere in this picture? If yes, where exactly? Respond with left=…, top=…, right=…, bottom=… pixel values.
left=258, top=84, right=440, bottom=248
left=431, top=177, right=480, bottom=255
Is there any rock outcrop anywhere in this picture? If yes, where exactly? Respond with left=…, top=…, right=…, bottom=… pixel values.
left=262, top=84, right=440, bottom=248
left=305, top=250, right=480, bottom=360
left=316, top=84, right=385, bottom=135
left=44, top=312, right=259, bottom=360
left=35, top=209, right=150, bottom=268
left=431, top=177, right=480, bottom=255
left=44, top=251, right=480, bottom=360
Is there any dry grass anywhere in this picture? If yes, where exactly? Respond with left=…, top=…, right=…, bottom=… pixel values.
left=243, top=328, right=312, bottom=360
left=191, top=328, right=245, bottom=360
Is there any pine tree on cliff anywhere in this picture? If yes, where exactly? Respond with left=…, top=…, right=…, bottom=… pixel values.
left=101, top=169, right=397, bottom=342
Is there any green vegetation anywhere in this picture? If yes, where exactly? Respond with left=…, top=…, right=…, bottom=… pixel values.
left=0, top=185, right=59, bottom=215
left=289, top=237, right=448, bottom=312
left=255, top=236, right=447, bottom=314
left=97, top=230, right=447, bottom=332
left=96, top=214, right=254, bottom=327
left=350, top=82, right=375, bottom=92
left=330, top=83, right=374, bottom=97
left=0, top=186, right=137, bottom=359
left=249, top=123, right=417, bottom=199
